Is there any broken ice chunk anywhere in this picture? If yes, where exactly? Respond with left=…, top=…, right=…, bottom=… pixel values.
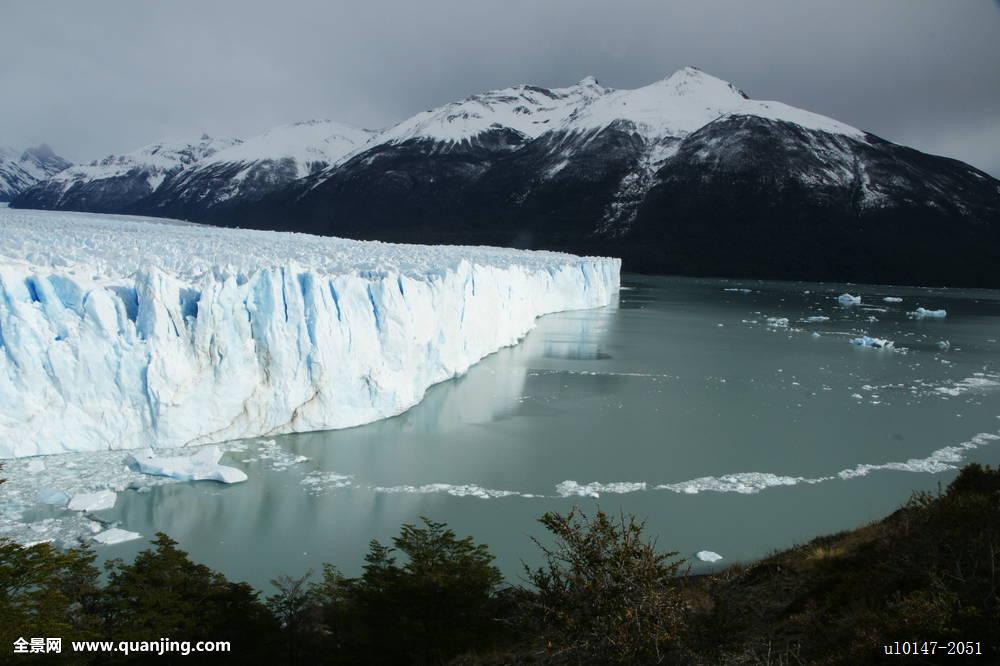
left=837, top=293, right=861, bottom=306
left=37, top=488, right=70, bottom=506
left=128, top=446, right=248, bottom=484
left=67, top=490, right=117, bottom=512
left=696, top=550, right=723, bottom=563
left=92, top=528, right=142, bottom=545
left=850, top=336, right=894, bottom=350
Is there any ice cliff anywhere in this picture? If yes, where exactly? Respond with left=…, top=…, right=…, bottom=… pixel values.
left=0, top=209, right=619, bottom=457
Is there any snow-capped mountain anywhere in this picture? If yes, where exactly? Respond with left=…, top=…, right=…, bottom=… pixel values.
left=224, top=67, right=999, bottom=287
left=0, top=144, right=71, bottom=201
left=137, top=120, right=374, bottom=218
left=14, top=134, right=237, bottom=213
left=375, top=76, right=607, bottom=148
left=11, top=67, right=1000, bottom=286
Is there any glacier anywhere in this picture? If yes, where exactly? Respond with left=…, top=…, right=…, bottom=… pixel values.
left=0, top=208, right=619, bottom=458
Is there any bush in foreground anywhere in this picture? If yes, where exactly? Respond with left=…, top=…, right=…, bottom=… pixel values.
left=524, top=509, right=687, bottom=664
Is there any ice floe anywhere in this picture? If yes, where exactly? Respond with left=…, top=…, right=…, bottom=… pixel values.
left=656, top=473, right=823, bottom=495
left=37, top=489, right=70, bottom=506
left=555, top=481, right=647, bottom=498
left=934, top=374, right=1000, bottom=397
left=837, top=293, right=861, bottom=306
left=911, top=307, right=947, bottom=318
left=850, top=336, right=894, bottom=350
left=128, top=446, right=247, bottom=484
left=838, top=432, right=1000, bottom=479
left=374, top=483, right=525, bottom=499
left=67, top=490, right=117, bottom=512
left=92, top=528, right=142, bottom=545
left=696, top=550, right=723, bottom=563
left=300, top=471, right=354, bottom=495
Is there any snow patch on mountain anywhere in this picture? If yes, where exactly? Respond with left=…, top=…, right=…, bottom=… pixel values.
left=200, top=120, right=375, bottom=178
left=566, top=68, right=864, bottom=142
left=0, top=144, right=71, bottom=201
left=377, top=77, right=607, bottom=146
left=0, top=208, right=619, bottom=457
left=566, top=67, right=746, bottom=140
left=43, top=135, right=238, bottom=197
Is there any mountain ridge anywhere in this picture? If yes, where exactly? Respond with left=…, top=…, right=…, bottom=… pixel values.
left=12, top=68, right=1000, bottom=287
left=0, top=143, right=71, bottom=201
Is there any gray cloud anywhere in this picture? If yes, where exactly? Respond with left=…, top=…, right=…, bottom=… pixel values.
left=2, top=0, right=998, bottom=176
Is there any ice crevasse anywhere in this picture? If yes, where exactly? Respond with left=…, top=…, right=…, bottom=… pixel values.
left=0, top=209, right=620, bottom=457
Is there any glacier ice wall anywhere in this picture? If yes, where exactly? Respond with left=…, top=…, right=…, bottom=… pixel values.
left=0, top=209, right=619, bottom=457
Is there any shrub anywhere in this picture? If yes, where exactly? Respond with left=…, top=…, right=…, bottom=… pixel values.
left=314, top=517, right=505, bottom=664
left=525, top=508, right=687, bottom=664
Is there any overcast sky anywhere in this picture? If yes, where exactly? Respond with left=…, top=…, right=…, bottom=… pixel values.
left=2, top=0, right=998, bottom=176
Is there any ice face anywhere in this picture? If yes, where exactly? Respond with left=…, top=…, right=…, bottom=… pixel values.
left=0, top=209, right=620, bottom=457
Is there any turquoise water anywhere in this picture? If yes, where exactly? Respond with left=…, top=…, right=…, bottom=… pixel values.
left=97, top=275, right=1000, bottom=588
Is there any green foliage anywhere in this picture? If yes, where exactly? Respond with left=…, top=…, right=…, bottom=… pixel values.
left=945, top=461, right=1000, bottom=497
left=525, top=508, right=687, bottom=664
left=101, top=533, right=278, bottom=662
left=311, top=517, right=507, bottom=664
left=0, top=540, right=101, bottom=661
left=266, top=571, right=324, bottom=665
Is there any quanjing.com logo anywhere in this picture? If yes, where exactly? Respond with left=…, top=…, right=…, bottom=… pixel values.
left=13, top=637, right=231, bottom=656
left=12, top=637, right=60, bottom=654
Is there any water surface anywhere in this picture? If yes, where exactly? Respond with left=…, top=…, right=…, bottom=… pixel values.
left=86, top=275, right=1000, bottom=585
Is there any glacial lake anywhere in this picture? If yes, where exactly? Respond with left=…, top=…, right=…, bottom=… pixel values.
left=13, top=275, right=1000, bottom=588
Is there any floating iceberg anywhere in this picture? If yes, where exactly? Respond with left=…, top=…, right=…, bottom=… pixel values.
left=850, top=336, right=894, bottom=349
left=837, top=293, right=861, bottom=305
left=0, top=209, right=619, bottom=457
left=67, top=490, right=117, bottom=512
left=911, top=307, right=947, bottom=318
left=696, top=550, right=723, bottom=563
left=128, top=446, right=248, bottom=484
left=92, top=528, right=142, bottom=545
left=804, top=315, right=829, bottom=323
left=883, top=296, right=903, bottom=303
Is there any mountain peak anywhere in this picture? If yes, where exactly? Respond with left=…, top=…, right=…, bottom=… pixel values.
left=656, top=67, right=748, bottom=99
left=577, top=75, right=600, bottom=87
left=22, top=143, right=58, bottom=161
